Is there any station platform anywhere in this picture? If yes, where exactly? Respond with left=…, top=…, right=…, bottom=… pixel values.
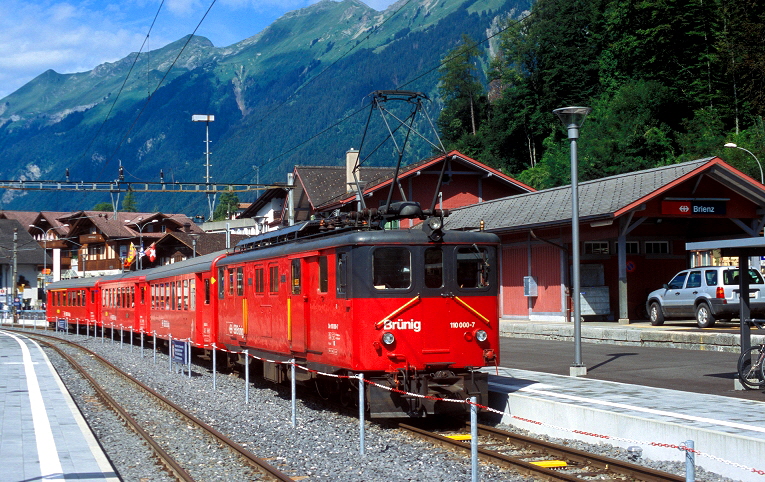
left=488, top=323, right=765, bottom=481
left=0, top=330, right=119, bottom=481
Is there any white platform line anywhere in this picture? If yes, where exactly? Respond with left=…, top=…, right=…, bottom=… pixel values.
left=492, top=380, right=765, bottom=434
left=1, top=331, right=64, bottom=479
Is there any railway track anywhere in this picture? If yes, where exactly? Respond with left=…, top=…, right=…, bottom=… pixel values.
left=400, top=422, right=685, bottom=481
left=21, top=330, right=293, bottom=482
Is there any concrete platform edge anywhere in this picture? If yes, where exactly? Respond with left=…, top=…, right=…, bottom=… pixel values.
left=490, top=387, right=764, bottom=482
left=499, top=320, right=765, bottom=352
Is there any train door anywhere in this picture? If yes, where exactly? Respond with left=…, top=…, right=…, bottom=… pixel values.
left=288, top=257, right=307, bottom=354
left=196, top=272, right=215, bottom=345
left=136, top=280, right=149, bottom=333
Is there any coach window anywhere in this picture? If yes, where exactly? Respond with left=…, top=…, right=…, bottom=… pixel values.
left=183, top=280, right=189, bottom=310
left=236, top=267, right=244, bottom=296
left=373, top=247, right=411, bottom=290
left=91, top=290, right=96, bottom=304
left=336, top=252, right=347, bottom=296
left=456, top=247, right=490, bottom=289
left=171, top=281, right=177, bottom=310
left=140, top=286, right=145, bottom=305
left=269, top=265, right=279, bottom=294
left=151, top=285, right=155, bottom=308
left=291, top=259, right=301, bottom=295
left=228, top=269, right=235, bottom=296
left=204, top=279, right=211, bottom=304
left=424, top=248, right=443, bottom=288
left=255, top=268, right=264, bottom=294
left=190, top=280, right=196, bottom=310
left=218, top=267, right=225, bottom=299
left=165, top=283, right=170, bottom=310
left=318, top=256, right=328, bottom=293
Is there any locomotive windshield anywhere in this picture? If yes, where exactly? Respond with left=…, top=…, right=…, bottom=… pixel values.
left=373, top=247, right=411, bottom=289
left=457, top=246, right=490, bottom=289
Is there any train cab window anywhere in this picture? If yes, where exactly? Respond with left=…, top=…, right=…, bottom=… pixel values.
left=318, top=256, right=328, bottom=293
left=236, top=267, right=244, bottom=296
left=218, top=267, right=225, bottom=299
left=291, top=259, right=301, bottom=295
left=456, top=247, right=490, bottom=289
left=228, top=269, right=235, bottom=296
left=373, top=247, right=411, bottom=290
left=269, top=265, right=279, bottom=293
left=255, top=268, right=265, bottom=294
left=424, top=248, right=443, bottom=288
left=336, top=253, right=347, bottom=296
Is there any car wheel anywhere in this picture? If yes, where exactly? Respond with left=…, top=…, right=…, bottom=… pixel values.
left=649, top=302, right=664, bottom=326
left=695, top=302, right=716, bottom=328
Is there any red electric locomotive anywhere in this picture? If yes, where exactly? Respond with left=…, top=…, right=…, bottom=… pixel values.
left=47, top=209, right=500, bottom=418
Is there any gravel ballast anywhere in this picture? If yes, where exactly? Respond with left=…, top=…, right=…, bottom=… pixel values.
left=40, top=330, right=737, bottom=481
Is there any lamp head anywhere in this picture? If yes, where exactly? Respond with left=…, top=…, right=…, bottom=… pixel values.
left=553, top=106, right=592, bottom=139
left=724, top=142, right=737, bottom=148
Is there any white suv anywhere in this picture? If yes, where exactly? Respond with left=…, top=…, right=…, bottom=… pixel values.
left=646, top=266, right=765, bottom=328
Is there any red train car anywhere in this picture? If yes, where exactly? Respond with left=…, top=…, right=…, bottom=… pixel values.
left=47, top=277, right=101, bottom=329
left=47, top=214, right=500, bottom=418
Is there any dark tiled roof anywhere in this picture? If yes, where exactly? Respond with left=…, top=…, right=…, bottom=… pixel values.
left=295, top=166, right=392, bottom=208
left=446, top=158, right=714, bottom=232
left=158, top=231, right=248, bottom=255
left=0, top=219, right=46, bottom=266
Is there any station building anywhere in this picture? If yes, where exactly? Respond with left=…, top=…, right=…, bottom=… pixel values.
left=446, top=157, right=765, bottom=323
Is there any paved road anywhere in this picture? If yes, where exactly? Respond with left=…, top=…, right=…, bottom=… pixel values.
left=498, top=337, right=765, bottom=401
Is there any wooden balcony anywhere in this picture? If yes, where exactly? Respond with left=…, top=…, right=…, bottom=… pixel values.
left=79, top=234, right=105, bottom=244
left=82, top=258, right=122, bottom=271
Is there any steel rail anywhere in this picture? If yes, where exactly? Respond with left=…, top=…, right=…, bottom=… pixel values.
left=39, top=339, right=196, bottom=481
left=474, top=423, right=685, bottom=482
left=24, top=331, right=293, bottom=482
left=399, top=422, right=684, bottom=482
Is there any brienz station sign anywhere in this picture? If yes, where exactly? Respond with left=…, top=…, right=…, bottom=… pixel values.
left=661, top=198, right=727, bottom=216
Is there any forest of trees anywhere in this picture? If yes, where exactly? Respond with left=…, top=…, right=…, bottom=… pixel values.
left=438, top=0, right=765, bottom=190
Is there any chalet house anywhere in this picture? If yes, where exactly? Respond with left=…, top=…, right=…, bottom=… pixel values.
left=59, top=211, right=204, bottom=276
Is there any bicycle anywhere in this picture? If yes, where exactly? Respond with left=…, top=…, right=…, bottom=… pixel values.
left=737, top=319, right=765, bottom=390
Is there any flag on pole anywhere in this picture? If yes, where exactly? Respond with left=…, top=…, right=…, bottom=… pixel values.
left=145, top=242, right=157, bottom=262
left=124, top=243, right=137, bottom=268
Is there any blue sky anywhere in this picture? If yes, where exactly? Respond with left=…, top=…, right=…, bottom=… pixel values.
left=0, top=0, right=397, bottom=99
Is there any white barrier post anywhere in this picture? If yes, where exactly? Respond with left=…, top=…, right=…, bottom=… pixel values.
left=359, top=373, right=365, bottom=456
left=130, top=329, right=133, bottom=353
left=169, top=334, right=173, bottom=372
left=682, top=440, right=695, bottom=482
left=153, top=331, right=157, bottom=364
left=120, top=325, right=124, bottom=349
left=244, top=350, right=249, bottom=404
left=140, top=331, right=144, bottom=358
left=471, top=396, right=478, bottom=482
left=187, top=339, right=191, bottom=379
left=291, top=359, right=296, bottom=428
left=212, top=343, right=217, bottom=390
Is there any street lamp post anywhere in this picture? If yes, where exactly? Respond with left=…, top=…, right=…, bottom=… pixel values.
left=192, top=114, right=216, bottom=220
left=553, top=106, right=592, bottom=377
left=724, top=143, right=763, bottom=184
left=126, top=219, right=158, bottom=270
left=29, top=224, right=68, bottom=294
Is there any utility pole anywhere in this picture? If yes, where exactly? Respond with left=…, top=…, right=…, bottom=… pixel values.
left=11, top=228, right=18, bottom=324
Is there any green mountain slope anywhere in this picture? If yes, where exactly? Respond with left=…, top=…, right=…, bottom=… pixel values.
left=0, top=0, right=531, bottom=215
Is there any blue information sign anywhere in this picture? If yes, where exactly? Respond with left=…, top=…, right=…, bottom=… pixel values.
left=56, top=319, right=67, bottom=332
left=171, top=339, right=190, bottom=364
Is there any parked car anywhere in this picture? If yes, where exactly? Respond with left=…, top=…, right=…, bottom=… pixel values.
left=646, top=266, right=765, bottom=328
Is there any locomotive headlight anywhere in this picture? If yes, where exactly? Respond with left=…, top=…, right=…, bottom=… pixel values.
left=475, top=330, right=488, bottom=342
left=382, top=332, right=395, bottom=346
left=427, top=216, right=442, bottom=231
